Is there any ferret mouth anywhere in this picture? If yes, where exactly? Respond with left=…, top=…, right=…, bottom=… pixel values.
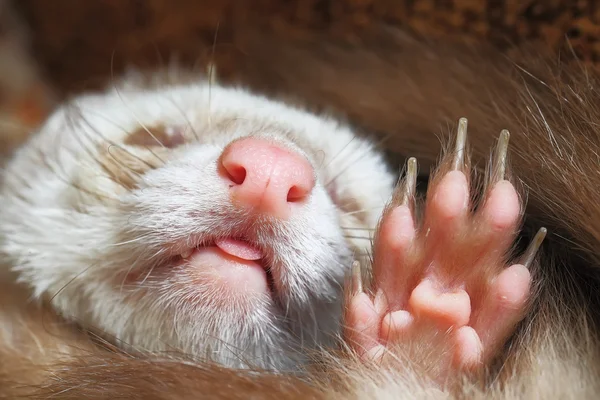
left=174, top=237, right=277, bottom=295
left=179, top=238, right=264, bottom=262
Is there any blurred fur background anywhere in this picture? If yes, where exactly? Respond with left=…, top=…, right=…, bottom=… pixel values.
left=1, top=0, right=599, bottom=155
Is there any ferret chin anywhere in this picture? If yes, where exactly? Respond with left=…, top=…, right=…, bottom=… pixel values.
left=0, top=78, right=394, bottom=371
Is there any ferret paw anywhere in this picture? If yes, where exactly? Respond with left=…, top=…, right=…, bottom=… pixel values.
left=344, top=118, right=545, bottom=381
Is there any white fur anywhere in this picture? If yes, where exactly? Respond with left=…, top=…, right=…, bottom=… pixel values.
left=0, top=78, right=394, bottom=370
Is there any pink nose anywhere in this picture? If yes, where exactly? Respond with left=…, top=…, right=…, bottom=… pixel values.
left=219, top=137, right=315, bottom=219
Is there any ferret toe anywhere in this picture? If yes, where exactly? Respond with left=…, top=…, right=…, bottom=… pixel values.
left=346, top=119, right=539, bottom=383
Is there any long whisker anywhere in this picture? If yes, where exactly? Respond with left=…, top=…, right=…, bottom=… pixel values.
left=32, top=145, right=116, bottom=201
left=106, top=145, right=146, bottom=182
left=318, top=135, right=356, bottom=173
left=64, top=106, right=153, bottom=189
left=49, top=261, right=101, bottom=304
left=344, top=235, right=373, bottom=240
left=110, top=51, right=166, bottom=149
left=60, top=106, right=129, bottom=193
left=118, top=249, right=164, bottom=293
left=109, top=234, right=156, bottom=247
left=207, top=21, right=220, bottom=129
left=340, top=206, right=385, bottom=216
left=166, top=97, right=200, bottom=142
left=324, top=133, right=392, bottom=188
left=70, top=104, right=160, bottom=170
left=82, top=109, right=166, bottom=165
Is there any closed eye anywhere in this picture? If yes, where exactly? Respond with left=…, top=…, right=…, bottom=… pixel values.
left=125, top=125, right=186, bottom=149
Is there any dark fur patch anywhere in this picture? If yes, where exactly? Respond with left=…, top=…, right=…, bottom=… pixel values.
left=125, top=125, right=185, bottom=148
left=96, top=143, right=166, bottom=191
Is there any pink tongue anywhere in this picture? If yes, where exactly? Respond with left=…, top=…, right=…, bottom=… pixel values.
left=214, top=238, right=264, bottom=261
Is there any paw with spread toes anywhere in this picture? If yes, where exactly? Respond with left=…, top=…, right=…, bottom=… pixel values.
left=344, top=118, right=545, bottom=383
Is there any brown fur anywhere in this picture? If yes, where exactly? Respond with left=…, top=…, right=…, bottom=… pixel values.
left=3, top=28, right=600, bottom=398
left=124, top=125, right=186, bottom=148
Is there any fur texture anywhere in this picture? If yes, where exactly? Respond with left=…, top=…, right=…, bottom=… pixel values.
left=2, top=28, right=600, bottom=399
left=0, top=79, right=393, bottom=374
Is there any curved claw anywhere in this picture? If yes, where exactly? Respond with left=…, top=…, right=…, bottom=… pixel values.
left=452, top=117, right=468, bottom=171
left=491, top=129, right=510, bottom=184
left=392, top=157, right=418, bottom=211
left=351, top=260, right=363, bottom=295
left=403, top=157, right=418, bottom=207
left=519, top=227, right=547, bottom=268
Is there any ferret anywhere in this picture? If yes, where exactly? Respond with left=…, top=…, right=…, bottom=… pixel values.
left=0, top=28, right=599, bottom=399
left=1, top=74, right=396, bottom=371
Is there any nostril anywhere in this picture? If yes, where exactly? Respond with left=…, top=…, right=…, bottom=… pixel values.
left=220, top=137, right=316, bottom=218
left=287, top=185, right=308, bottom=203
left=223, top=163, right=247, bottom=185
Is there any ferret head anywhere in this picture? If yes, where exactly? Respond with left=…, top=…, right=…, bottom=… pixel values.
left=0, top=80, right=394, bottom=370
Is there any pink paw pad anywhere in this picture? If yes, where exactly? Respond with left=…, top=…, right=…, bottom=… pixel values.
left=343, top=119, right=545, bottom=382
